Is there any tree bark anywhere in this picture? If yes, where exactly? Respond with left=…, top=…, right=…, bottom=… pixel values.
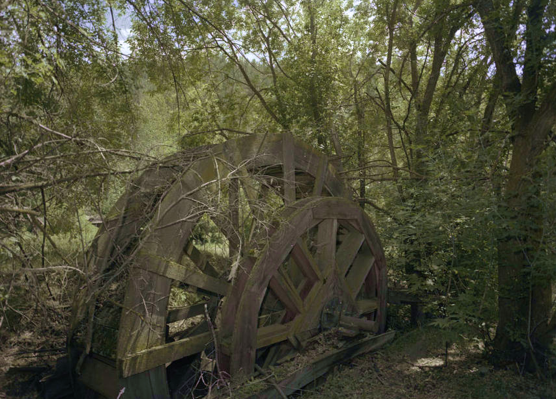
left=475, top=0, right=556, bottom=369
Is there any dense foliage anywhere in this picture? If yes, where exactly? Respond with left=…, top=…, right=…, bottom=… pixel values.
left=1, top=0, right=555, bottom=374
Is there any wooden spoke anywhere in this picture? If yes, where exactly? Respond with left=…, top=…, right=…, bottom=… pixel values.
left=336, top=231, right=365, bottom=275
left=256, top=322, right=293, bottom=348
left=312, top=154, right=328, bottom=197
left=268, top=269, right=305, bottom=315
left=291, top=239, right=322, bottom=283
left=345, top=245, right=376, bottom=300
left=282, top=132, right=296, bottom=204
left=120, top=332, right=213, bottom=378
left=315, top=218, right=338, bottom=276
left=183, top=241, right=219, bottom=278
left=141, top=256, right=230, bottom=296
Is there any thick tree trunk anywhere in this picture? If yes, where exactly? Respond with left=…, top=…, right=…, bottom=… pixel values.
left=493, top=119, right=556, bottom=369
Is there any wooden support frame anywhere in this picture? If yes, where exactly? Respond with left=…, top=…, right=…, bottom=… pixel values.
left=247, top=331, right=396, bottom=398
left=72, top=133, right=386, bottom=399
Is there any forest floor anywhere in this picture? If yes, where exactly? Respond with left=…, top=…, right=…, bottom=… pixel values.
left=1, top=324, right=554, bottom=398
left=299, top=326, right=555, bottom=399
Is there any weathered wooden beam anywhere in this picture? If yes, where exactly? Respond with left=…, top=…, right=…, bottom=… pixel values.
left=336, top=231, right=365, bottom=275
left=249, top=331, right=396, bottom=398
left=167, top=302, right=208, bottom=324
left=345, top=249, right=375, bottom=299
left=78, top=356, right=119, bottom=399
left=311, top=155, right=328, bottom=197
left=316, top=218, right=337, bottom=276
left=269, top=271, right=304, bottom=315
left=356, top=298, right=379, bottom=315
left=312, top=201, right=360, bottom=220
left=119, top=332, right=212, bottom=378
left=220, top=322, right=293, bottom=357
left=140, top=255, right=230, bottom=296
left=256, top=322, right=292, bottom=349
left=184, top=241, right=219, bottom=278
left=291, top=239, right=322, bottom=282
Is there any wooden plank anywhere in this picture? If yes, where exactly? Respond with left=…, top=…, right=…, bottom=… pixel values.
left=357, top=298, right=379, bottom=314
left=312, top=201, right=360, bottom=220
left=184, top=241, right=219, bottom=278
left=119, top=332, right=212, bottom=378
left=291, top=239, right=322, bottom=282
left=256, top=322, right=292, bottom=348
left=79, top=356, right=120, bottom=399
left=249, top=331, right=396, bottom=398
left=315, top=218, right=338, bottom=276
left=167, top=302, right=208, bottom=323
left=282, top=132, right=296, bottom=204
left=336, top=231, right=365, bottom=275
left=220, top=322, right=293, bottom=357
left=268, top=270, right=304, bottom=315
left=345, top=246, right=375, bottom=299
left=311, top=155, right=328, bottom=197
left=140, top=255, right=230, bottom=296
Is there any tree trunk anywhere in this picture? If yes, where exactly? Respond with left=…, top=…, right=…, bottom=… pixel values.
left=493, top=114, right=556, bottom=369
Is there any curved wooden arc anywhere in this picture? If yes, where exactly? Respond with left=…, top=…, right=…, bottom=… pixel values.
left=220, top=197, right=387, bottom=378
left=70, top=133, right=351, bottom=399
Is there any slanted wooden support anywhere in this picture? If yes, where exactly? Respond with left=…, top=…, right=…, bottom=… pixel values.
left=184, top=242, right=219, bottom=278
left=269, top=270, right=304, bottom=315
left=119, top=332, right=212, bottom=378
left=311, top=155, right=328, bottom=197
left=248, top=331, right=395, bottom=398
left=345, top=248, right=375, bottom=299
left=167, top=302, right=208, bottom=323
left=78, top=356, right=119, bottom=399
left=140, top=255, right=230, bottom=296
left=315, top=218, right=337, bottom=276
left=219, top=322, right=294, bottom=357
left=336, top=231, right=365, bottom=275
left=357, top=298, right=379, bottom=314
left=256, top=322, right=293, bottom=348
left=291, top=239, right=322, bottom=283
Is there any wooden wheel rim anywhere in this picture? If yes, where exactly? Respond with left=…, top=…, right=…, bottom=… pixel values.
left=71, top=133, right=352, bottom=398
left=221, top=196, right=387, bottom=377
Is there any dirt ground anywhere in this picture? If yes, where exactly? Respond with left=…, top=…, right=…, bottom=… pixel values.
left=1, top=325, right=554, bottom=398
left=299, top=327, right=555, bottom=399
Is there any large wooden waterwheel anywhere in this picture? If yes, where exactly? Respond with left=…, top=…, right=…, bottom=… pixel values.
left=69, top=133, right=387, bottom=398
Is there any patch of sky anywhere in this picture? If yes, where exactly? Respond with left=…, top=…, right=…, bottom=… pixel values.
left=105, top=5, right=133, bottom=57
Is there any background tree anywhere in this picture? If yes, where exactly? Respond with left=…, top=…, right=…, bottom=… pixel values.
left=475, top=0, right=556, bottom=368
